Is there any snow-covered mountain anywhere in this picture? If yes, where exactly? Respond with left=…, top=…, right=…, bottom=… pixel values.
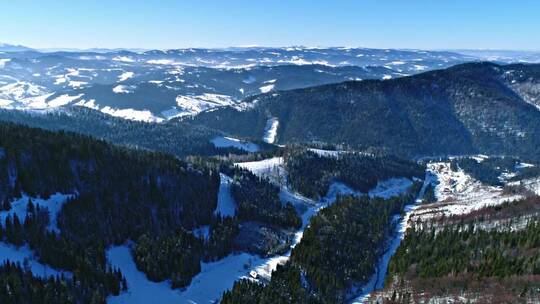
left=0, top=46, right=480, bottom=121
left=1, top=45, right=539, bottom=122
left=0, top=43, right=34, bottom=52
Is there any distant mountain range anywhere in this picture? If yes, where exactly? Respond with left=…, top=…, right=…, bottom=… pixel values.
left=0, top=45, right=483, bottom=121
left=4, top=44, right=533, bottom=122
left=2, top=45, right=540, bottom=161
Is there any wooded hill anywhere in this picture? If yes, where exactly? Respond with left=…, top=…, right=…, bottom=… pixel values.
left=190, top=62, right=540, bottom=161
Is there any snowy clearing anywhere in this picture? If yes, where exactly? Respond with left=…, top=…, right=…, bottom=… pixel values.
left=0, top=58, right=10, bottom=68
left=214, top=173, right=237, bottom=217
left=263, top=117, right=279, bottom=143
left=235, top=157, right=285, bottom=186
left=112, top=85, right=135, bottom=94
left=174, top=93, right=237, bottom=117
left=259, top=83, right=275, bottom=93
left=100, top=106, right=164, bottom=123
left=211, top=136, right=259, bottom=153
left=47, top=94, right=83, bottom=107
left=0, top=193, right=73, bottom=233
left=118, top=71, right=134, bottom=82
left=0, top=242, right=71, bottom=279
left=107, top=245, right=271, bottom=304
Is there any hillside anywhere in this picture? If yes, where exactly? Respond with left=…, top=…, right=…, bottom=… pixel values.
left=189, top=62, right=540, bottom=160
left=374, top=197, right=540, bottom=303
left=0, top=122, right=223, bottom=301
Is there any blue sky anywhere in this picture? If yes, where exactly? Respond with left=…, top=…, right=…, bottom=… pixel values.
left=1, top=0, right=538, bottom=50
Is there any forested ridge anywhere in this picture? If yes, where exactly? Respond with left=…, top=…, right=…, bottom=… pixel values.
left=0, top=107, right=270, bottom=158
left=284, top=149, right=424, bottom=199
left=191, top=62, right=540, bottom=161
left=450, top=156, right=540, bottom=186
left=377, top=197, right=540, bottom=303
left=0, top=121, right=308, bottom=301
left=223, top=187, right=421, bottom=304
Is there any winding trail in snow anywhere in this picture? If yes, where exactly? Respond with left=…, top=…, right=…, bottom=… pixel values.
left=107, top=157, right=418, bottom=304
left=348, top=169, right=435, bottom=303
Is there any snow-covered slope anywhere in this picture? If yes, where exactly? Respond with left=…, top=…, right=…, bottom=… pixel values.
left=214, top=173, right=237, bottom=217
left=410, top=162, right=523, bottom=222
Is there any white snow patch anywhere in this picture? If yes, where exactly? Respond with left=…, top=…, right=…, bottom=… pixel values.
left=147, top=59, right=180, bottom=65
left=100, top=106, right=164, bottom=123
left=74, top=98, right=99, bottom=110
left=113, top=56, right=135, bottom=63
left=0, top=81, right=48, bottom=101
left=175, top=93, right=237, bottom=117
left=263, top=117, right=279, bottom=143
left=469, top=154, right=489, bottom=163
left=0, top=193, right=74, bottom=233
left=214, top=174, right=237, bottom=217
left=112, top=85, right=135, bottom=94
left=54, top=76, right=67, bottom=85
left=259, top=83, right=275, bottom=93
left=108, top=245, right=268, bottom=304
left=382, top=75, right=392, bottom=80
left=47, top=94, right=83, bottom=107
left=118, top=71, right=134, bottom=82
left=0, top=59, right=10, bottom=68
left=68, top=80, right=87, bottom=88
left=0, top=242, right=70, bottom=279
left=515, top=162, right=535, bottom=169
left=211, top=136, right=260, bottom=153
left=235, top=157, right=284, bottom=180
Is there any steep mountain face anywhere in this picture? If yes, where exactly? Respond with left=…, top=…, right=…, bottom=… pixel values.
left=190, top=62, right=540, bottom=161
left=0, top=47, right=475, bottom=121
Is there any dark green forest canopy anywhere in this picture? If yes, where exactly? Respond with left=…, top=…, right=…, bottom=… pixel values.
left=284, top=149, right=424, bottom=199
left=223, top=190, right=420, bottom=303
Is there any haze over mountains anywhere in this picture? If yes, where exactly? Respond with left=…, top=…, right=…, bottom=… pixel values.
left=2, top=43, right=539, bottom=123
